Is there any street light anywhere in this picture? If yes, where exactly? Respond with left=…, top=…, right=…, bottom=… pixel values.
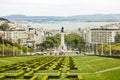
left=21, top=45, right=23, bottom=55
left=109, top=40, right=112, bottom=55
left=1, top=33, right=5, bottom=56
left=2, top=38, right=4, bottom=56
left=108, top=32, right=112, bottom=56
left=101, top=40, right=104, bottom=55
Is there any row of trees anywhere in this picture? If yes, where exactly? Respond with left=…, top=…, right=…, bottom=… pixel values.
left=0, top=37, right=31, bottom=56
left=98, top=33, right=120, bottom=56
left=39, top=33, right=84, bottom=52
left=0, top=23, right=31, bottom=56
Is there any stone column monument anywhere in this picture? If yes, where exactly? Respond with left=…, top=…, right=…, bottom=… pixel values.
left=59, top=27, right=67, bottom=54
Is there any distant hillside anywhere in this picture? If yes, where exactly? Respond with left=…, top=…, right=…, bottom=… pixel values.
left=0, top=18, right=10, bottom=22
left=2, top=14, right=120, bottom=22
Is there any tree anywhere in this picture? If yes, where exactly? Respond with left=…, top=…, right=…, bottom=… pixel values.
left=39, top=34, right=61, bottom=51
left=17, top=39, right=21, bottom=44
left=0, top=23, right=9, bottom=31
left=0, top=23, right=9, bottom=56
left=22, top=46, right=28, bottom=53
left=98, top=43, right=110, bottom=55
left=65, top=33, right=84, bottom=52
left=115, top=33, right=120, bottom=43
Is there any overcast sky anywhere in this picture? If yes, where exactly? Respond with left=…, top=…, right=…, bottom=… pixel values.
left=0, top=0, right=120, bottom=16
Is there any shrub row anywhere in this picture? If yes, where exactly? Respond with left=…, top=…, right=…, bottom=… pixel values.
left=66, top=71, right=83, bottom=80
left=24, top=71, right=38, bottom=80
left=39, top=57, right=58, bottom=70
left=0, top=75, right=5, bottom=80
left=33, top=66, right=41, bottom=72
left=0, top=57, right=56, bottom=74
left=0, top=57, right=56, bottom=80
left=24, top=71, right=34, bottom=79
left=0, top=68, right=8, bottom=72
left=42, top=68, right=62, bottom=80
left=68, top=57, right=78, bottom=70
left=53, top=57, right=65, bottom=70
left=29, top=75, right=38, bottom=80
left=5, top=70, right=24, bottom=79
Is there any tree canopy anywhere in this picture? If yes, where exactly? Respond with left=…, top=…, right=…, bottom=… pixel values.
left=39, top=33, right=84, bottom=52
left=0, top=23, right=9, bottom=31
left=65, top=33, right=84, bottom=52
left=115, top=33, right=120, bottom=43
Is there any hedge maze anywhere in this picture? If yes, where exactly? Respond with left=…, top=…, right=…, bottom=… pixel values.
left=0, top=56, right=83, bottom=80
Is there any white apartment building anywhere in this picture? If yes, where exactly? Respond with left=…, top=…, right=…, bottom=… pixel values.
left=26, top=27, right=46, bottom=48
left=88, top=23, right=120, bottom=44
left=89, top=28, right=116, bottom=44
left=5, top=29, right=28, bottom=45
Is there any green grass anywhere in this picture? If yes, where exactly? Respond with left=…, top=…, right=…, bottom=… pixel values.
left=0, top=55, right=120, bottom=80
left=83, top=68, right=120, bottom=80
left=72, top=56, right=120, bottom=73
left=0, top=56, right=42, bottom=66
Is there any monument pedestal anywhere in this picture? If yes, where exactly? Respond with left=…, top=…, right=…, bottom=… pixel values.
left=59, top=33, right=67, bottom=53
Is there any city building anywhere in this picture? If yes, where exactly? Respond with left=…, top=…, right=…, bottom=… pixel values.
left=5, top=29, right=28, bottom=45
left=89, top=23, right=120, bottom=44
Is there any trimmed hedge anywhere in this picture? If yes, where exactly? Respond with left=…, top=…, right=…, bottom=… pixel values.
left=49, top=71, right=61, bottom=78
left=53, top=57, right=65, bottom=70
left=77, top=74, right=83, bottom=80
left=0, top=75, right=5, bottom=80
left=24, top=71, right=34, bottom=79
left=33, top=66, right=40, bottom=72
left=29, top=75, right=38, bottom=80
left=67, top=71, right=83, bottom=80
left=68, top=56, right=78, bottom=70
left=42, top=75, right=49, bottom=80
left=0, top=68, right=8, bottom=72
left=5, top=71, right=24, bottom=79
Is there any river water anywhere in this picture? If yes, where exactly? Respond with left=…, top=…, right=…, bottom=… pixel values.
left=20, top=21, right=119, bottom=30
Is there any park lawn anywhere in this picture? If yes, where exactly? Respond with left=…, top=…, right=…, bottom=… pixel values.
left=82, top=68, right=120, bottom=80
left=0, top=56, right=46, bottom=66
left=72, top=56, right=120, bottom=73
left=0, top=55, right=120, bottom=80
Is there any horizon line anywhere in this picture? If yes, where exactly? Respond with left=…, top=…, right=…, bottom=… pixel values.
left=1, top=13, right=120, bottom=17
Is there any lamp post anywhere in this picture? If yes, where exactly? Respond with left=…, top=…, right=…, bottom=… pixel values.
left=100, top=34, right=104, bottom=55
left=13, top=43, right=15, bottom=56
left=109, top=40, right=112, bottom=55
left=101, top=40, right=104, bottom=55
left=1, top=32, right=5, bottom=56
left=2, top=38, right=4, bottom=56
left=108, top=32, right=112, bottom=56
left=83, top=30, right=87, bottom=53
left=21, top=46, right=23, bottom=55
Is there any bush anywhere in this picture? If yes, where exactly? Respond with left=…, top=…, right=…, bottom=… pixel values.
left=67, top=74, right=77, bottom=78
left=77, top=74, right=83, bottom=80
left=0, top=68, right=8, bottom=72
left=0, top=75, right=5, bottom=80
left=24, top=71, right=34, bottom=79
left=29, top=75, right=38, bottom=80
left=33, top=66, right=40, bottom=72
left=48, top=71, right=61, bottom=78
left=42, top=75, right=49, bottom=80
left=5, top=71, right=24, bottom=79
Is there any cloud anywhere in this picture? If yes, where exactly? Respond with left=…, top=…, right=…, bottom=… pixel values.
left=0, top=0, right=120, bottom=16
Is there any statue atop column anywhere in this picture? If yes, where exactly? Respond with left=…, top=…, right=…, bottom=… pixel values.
left=61, top=27, right=64, bottom=33
left=59, top=27, right=67, bottom=55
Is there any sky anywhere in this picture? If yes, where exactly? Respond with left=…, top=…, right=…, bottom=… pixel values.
left=0, top=0, right=120, bottom=16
